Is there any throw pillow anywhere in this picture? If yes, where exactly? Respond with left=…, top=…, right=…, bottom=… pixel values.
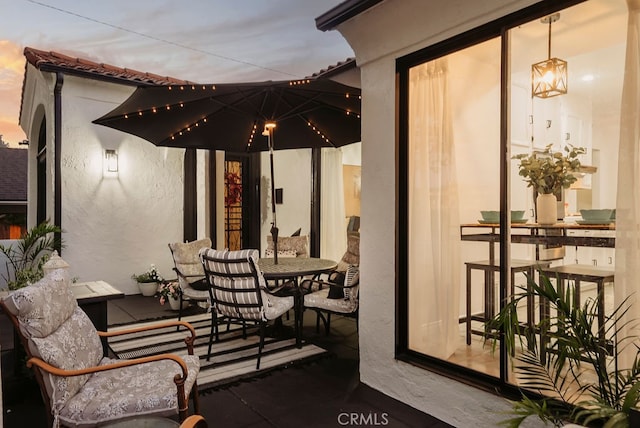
left=327, top=284, right=345, bottom=299
left=264, top=248, right=297, bottom=258
left=343, top=265, right=360, bottom=301
left=189, top=278, right=209, bottom=291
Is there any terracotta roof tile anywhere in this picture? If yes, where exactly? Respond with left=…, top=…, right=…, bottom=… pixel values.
left=308, top=57, right=356, bottom=78
left=0, top=148, right=27, bottom=202
left=23, top=47, right=192, bottom=86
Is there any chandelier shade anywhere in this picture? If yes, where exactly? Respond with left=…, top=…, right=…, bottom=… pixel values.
left=532, top=57, right=568, bottom=98
left=531, top=13, right=568, bottom=98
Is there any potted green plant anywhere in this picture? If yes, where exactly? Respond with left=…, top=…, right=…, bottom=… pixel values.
left=487, top=273, right=640, bottom=427
left=0, top=220, right=63, bottom=290
left=131, top=264, right=163, bottom=296
left=512, top=144, right=585, bottom=225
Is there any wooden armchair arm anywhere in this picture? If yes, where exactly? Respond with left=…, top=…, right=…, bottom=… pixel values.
left=27, top=352, right=190, bottom=382
left=98, top=320, right=197, bottom=354
left=180, top=415, right=208, bottom=428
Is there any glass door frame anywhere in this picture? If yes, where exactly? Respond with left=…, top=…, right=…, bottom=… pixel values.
left=395, top=0, right=586, bottom=393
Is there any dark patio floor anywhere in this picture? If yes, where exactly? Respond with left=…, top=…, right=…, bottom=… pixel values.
left=2, top=294, right=452, bottom=427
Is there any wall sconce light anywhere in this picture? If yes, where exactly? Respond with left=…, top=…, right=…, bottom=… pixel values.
left=532, top=13, right=568, bottom=98
left=105, top=149, right=118, bottom=172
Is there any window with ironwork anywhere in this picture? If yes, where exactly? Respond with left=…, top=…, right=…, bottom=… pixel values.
left=224, top=161, right=243, bottom=250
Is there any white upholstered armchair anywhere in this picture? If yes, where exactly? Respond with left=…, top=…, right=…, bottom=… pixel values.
left=1, top=269, right=200, bottom=427
left=301, top=265, right=360, bottom=335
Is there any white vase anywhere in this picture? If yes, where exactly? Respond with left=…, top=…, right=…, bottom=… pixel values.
left=138, top=281, right=158, bottom=297
left=536, top=193, right=557, bottom=225
left=168, top=296, right=188, bottom=311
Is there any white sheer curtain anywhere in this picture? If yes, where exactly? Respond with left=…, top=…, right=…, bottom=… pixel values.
left=615, top=0, right=640, bottom=368
left=408, top=58, right=461, bottom=359
left=320, top=148, right=347, bottom=261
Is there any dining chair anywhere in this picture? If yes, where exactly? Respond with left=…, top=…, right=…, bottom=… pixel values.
left=1, top=267, right=201, bottom=427
left=168, top=238, right=213, bottom=323
left=199, top=248, right=298, bottom=369
left=301, top=264, right=360, bottom=335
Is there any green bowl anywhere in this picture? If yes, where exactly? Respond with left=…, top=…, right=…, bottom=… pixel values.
left=511, top=210, right=525, bottom=221
left=480, top=211, right=500, bottom=222
left=580, top=209, right=614, bottom=222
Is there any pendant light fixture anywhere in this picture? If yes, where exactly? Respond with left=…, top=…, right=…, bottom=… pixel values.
left=532, top=13, right=568, bottom=98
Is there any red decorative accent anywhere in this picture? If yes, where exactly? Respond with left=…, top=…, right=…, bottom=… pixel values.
left=225, top=171, right=242, bottom=206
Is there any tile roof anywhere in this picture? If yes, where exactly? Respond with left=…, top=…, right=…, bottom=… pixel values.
left=307, top=57, right=357, bottom=78
left=0, top=148, right=27, bottom=202
left=23, top=47, right=192, bottom=86
left=24, top=47, right=355, bottom=85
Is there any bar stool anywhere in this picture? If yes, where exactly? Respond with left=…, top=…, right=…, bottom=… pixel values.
left=464, top=259, right=551, bottom=345
left=538, top=264, right=614, bottom=358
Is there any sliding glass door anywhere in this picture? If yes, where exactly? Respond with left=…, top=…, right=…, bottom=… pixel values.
left=401, top=0, right=628, bottom=389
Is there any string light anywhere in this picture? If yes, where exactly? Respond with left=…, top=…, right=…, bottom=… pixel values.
left=112, top=83, right=357, bottom=148
left=247, top=124, right=257, bottom=148
left=306, top=121, right=333, bottom=145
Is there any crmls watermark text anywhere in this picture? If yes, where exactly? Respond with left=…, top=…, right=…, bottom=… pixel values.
left=337, top=412, right=389, bottom=426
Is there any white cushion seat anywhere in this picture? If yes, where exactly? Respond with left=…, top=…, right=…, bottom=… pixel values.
left=302, top=265, right=359, bottom=335
left=304, top=288, right=358, bottom=313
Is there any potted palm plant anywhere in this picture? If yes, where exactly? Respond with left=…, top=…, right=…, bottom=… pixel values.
left=513, top=144, right=585, bottom=225
left=0, top=220, right=63, bottom=290
left=487, top=273, right=640, bottom=427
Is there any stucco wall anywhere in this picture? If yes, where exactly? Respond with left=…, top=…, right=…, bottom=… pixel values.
left=62, top=77, right=185, bottom=294
left=260, top=149, right=312, bottom=252
left=330, top=0, right=543, bottom=426
left=19, top=65, right=320, bottom=294
left=21, top=73, right=188, bottom=295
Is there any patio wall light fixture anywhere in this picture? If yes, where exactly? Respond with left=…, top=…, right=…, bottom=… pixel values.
left=104, top=149, right=118, bottom=173
left=532, top=13, right=568, bottom=98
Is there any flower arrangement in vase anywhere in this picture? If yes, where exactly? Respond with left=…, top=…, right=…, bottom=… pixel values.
left=157, top=281, right=184, bottom=310
left=512, top=144, right=585, bottom=224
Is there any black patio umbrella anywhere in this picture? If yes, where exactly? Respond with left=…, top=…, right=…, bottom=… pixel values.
left=93, top=78, right=361, bottom=262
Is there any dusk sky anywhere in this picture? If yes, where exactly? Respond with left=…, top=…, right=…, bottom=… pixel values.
left=0, top=0, right=353, bottom=147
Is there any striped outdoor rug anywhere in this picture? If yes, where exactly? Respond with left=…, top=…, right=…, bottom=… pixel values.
left=107, top=313, right=329, bottom=389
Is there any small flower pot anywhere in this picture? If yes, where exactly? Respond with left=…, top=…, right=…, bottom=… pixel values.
left=168, top=296, right=189, bottom=311
left=138, top=281, right=159, bottom=297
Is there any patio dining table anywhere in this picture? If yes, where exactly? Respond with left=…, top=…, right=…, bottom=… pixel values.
left=258, top=257, right=337, bottom=346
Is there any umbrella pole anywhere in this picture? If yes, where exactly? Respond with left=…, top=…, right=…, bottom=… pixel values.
left=267, top=124, right=278, bottom=264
